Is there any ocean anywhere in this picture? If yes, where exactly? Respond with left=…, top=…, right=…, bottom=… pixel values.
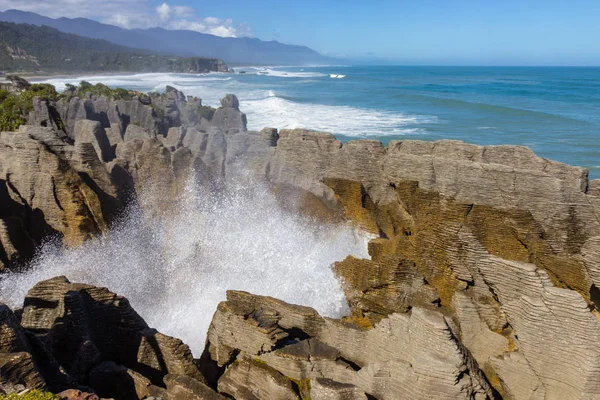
left=41, top=65, right=600, bottom=179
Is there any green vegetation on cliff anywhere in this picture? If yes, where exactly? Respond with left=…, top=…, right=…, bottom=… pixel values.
left=0, top=391, right=57, bottom=400
left=0, top=82, right=58, bottom=131
left=66, top=81, right=136, bottom=100
left=0, top=22, right=227, bottom=73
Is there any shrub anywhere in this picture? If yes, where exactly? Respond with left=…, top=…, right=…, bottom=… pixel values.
left=75, top=81, right=134, bottom=100
left=0, top=83, right=60, bottom=131
left=0, top=390, right=58, bottom=400
left=197, top=105, right=215, bottom=121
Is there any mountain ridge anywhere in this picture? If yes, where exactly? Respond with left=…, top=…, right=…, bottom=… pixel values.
left=0, top=9, right=336, bottom=65
left=0, top=21, right=228, bottom=73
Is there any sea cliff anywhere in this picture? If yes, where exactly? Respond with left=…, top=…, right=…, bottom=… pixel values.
left=1, top=82, right=599, bottom=399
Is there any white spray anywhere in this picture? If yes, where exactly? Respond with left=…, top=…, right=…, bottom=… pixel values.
left=0, top=173, right=369, bottom=355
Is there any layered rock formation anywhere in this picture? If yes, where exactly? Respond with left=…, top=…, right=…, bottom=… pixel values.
left=0, top=277, right=214, bottom=399
left=1, top=84, right=599, bottom=399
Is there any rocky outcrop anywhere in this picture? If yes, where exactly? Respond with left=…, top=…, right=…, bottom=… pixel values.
left=202, top=290, right=493, bottom=399
left=0, top=277, right=218, bottom=399
left=1, top=86, right=600, bottom=399
left=0, top=89, right=246, bottom=270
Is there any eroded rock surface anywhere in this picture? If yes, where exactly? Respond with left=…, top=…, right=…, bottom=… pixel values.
left=1, top=85, right=599, bottom=399
left=0, top=277, right=217, bottom=399
left=203, top=290, right=494, bottom=400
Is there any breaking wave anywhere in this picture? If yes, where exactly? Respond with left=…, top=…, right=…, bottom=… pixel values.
left=0, top=174, right=369, bottom=355
left=243, top=93, right=436, bottom=136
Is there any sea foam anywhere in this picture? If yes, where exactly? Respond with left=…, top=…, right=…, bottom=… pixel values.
left=0, top=174, right=369, bottom=355
left=243, top=94, right=434, bottom=136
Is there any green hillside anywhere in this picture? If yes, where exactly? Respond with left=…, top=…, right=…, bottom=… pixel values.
left=0, top=22, right=227, bottom=73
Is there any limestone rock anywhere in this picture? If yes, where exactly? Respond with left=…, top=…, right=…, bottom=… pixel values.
left=20, top=276, right=204, bottom=386
left=309, top=378, right=367, bottom=400
left=29, top=97, right=67, bottom=134
left=0, top=126, right=107, bottom=249
left=124, top=124, right=152, bottom=141
left=204, top=291, right=494, bottom=400
left=164, top=374, right=226, bottom=400
left=0, top=352, right=46, bottom=391
left=217, top=355, right=299, bottom=400
left=88, top=361, right=151, bottom=400
left=220, top=94, right=240, bottom=109
left=73, top=120, right=114, bottom=162
left=0, top=304, right=30, bottom=354
left=56, top=389, right=100, bottom=400
left=211, top=95, right=247, bottom=134
left=589, top=179, right=600, bottom=197
left=161, top=127, right=186, bottom=149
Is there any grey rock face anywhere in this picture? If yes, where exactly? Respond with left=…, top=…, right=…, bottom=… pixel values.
left=204, top=291, right=494, bottom=400
left=21, top=276, right=203, bottom=385
left=88, top=361, right=151, bottom=400
left=164, top=374, right=226, bottom=400
left=2, top=87, right=600, bottom=399
left=220, top=94, right=240, bottom=109
left=0, top=278, right=223, bottom=398
left=73, top=120, right=114, bottom=162
left=310, top=378, right=367, bottom=400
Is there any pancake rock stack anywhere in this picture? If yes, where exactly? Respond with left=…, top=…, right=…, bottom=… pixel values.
left=1, top=83, right=600, bottom=399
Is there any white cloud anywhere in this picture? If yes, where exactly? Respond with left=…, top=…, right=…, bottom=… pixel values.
left=0, top=0, right=253, bottom=38
left=156, top=4, right=251, bottom=38
left=203, top=16, right=220, bottom=25
left=105, top=13, right=131, bottom=29
left=168, top=15, right=247, bottom=38
left=173, top=5, right=193, bottom=18
left=156, top=3, right=171, bottom=21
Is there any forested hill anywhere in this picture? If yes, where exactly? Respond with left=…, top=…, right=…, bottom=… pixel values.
left=0, top=22, right=228, bottom=73
left=0, top=9, right=335, bottom=65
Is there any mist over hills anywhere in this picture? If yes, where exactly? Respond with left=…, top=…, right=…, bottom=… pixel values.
left=0, top=9, right=335, bottom=65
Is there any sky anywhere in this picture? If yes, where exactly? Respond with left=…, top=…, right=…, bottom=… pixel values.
left=1, top=0, right=600, bottom=65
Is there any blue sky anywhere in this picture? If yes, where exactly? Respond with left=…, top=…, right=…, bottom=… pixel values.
left=2, top=0, right=600, bottom=65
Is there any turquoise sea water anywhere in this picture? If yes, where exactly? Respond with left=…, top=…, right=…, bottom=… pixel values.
left=42, top=66, right=600, bottom=179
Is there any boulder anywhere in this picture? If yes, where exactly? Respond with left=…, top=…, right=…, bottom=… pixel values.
left=211, top=95, right=247, bottom=133
left=220, top=94, right=240, bottom=109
